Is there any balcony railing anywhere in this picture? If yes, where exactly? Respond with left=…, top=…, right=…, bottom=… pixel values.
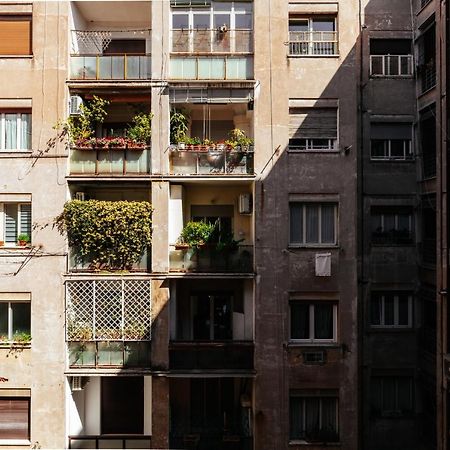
left=170, top=56, right=253, bottom=80
left=169, top=146, right=254, bottom=175
left=289, top=31, right=338, bottom=56
left=66, top=278, right=152, bottom=342
left=68, top=341, right=151, bottom=368
left=421, top=63, right=436, bottom=92
left=70, top=54, right=151, bottom=80
left=169, top=341, right=254, bottom=371
left=169, top=245, right=253, bottom=273
left=68, top=435, right=151, bottom=449
left=421, top=238, right=436, bottom=265
left=171, top=29, right=253, bottom=53
left=69, top=146, right=151, bottom=175
left=69, top=249, right=150, bottom=272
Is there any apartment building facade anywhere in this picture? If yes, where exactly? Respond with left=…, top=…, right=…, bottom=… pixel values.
left=0, top=0, right=447, bottom=450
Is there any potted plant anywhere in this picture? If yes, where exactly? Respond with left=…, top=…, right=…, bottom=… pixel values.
left=225, top=128, right=254, bottom=151
left=17, top=234, right=30, bottom=247
left=176, top=221, right=215, bottom=251
left=127, top=112, right=153, bottom=148
left=170, top=109, right=190, bottom=148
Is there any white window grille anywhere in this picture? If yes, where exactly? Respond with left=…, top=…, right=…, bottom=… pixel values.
left=370, top=54, right=413, bottom=76
left=66, top=279, right=152, bottom=341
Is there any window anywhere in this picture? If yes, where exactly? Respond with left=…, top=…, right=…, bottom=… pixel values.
left=191, top=292, right=233, bottom=340
left=0, top=203, right=32, bottom=246
left=371, top=376, right=413, bottom=416
left=290, top=202, right=337, bottom=245
left=0, top=16, right=32, bottom=56
left=290, top=302, right=337, bottom=343
left=371, top=206, right=414, bottom=245
left=418, top=25, right=436, bottom=92
left=289, top=107, right=338, bottom=151
left=371, top=292, right=413, bottom=328
left=0, top=112, right=31, bottom=151
left=0, top=396, right=30, bottom=440
left=290, top=392, right=339, bottom=442
left=0, top=300, right=30, bottom=342
left=289, top=17, right=338, bottom=56
left=370, top=39, right=413, bottom=76
left=101, top=377, right=144, bottom=434
left=370, top=123, right=412, bottom=161
left=419, top=106, right=436, bottom=178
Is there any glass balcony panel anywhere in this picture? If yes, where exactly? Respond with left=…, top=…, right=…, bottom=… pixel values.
left=111, top=56, right=125, bottom=79
left=70, top=57, right=89, bottom=80
left=126, top=149, right=149, bottom=173
left=97, top=341, right=124, bottom=366
left=226, top=57, right=252, bottom=79
left=125, top=341, right=151, bottom=367
left=198, top=57, right=225, bottom=79
left=69, top=439, right=96, bottom=449
left=126, top=56, right=140, bottom=79
left=170, top=150, right=197, bottom=174
left=139, top=56, right=152, bottom=79
left=68, top=342, right=96, bottom=367
left=70, top=149, right=96, bottom=174
left=126, top=440, right=151, bottom=449
left=98, top=440, right=122, bottom=449
left=170, top=57, right=197, bottom=79
left=98, top=56, right=112, bottom=79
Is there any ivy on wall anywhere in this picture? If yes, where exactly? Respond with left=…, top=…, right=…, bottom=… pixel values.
left=55, top=200, right=153, bottom=270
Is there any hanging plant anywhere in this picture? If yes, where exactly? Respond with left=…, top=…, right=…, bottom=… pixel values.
left=55, top=200, right=153, bottom=270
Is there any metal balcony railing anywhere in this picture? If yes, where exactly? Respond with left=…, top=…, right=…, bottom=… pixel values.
left=169, top=145, right=254, bottom=175
left=421, top=63, right=436, bottom=92
left=169, top=341, right=254, bottom=371
left=170, top=55, right=253, bottom=80
left=69, top=146, right=151, bottom=175
left=69, top=54, right=151, bottom=80
left=289, top=31, right=338, bottom=56
left=169, top=244, right=253, bottom=273
left=171, top=29, right=253, bottom=54
left=66, top=279, right=152, bottom=342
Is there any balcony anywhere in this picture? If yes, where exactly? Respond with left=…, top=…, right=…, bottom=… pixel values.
left=69, top=146, right=151, bottom=176
left=69, top=249, right=150, bottom=272
left=169, top=145, right=254, bottom=176
left=288, top=31, right=338, bottom=56
left=170, top=341, right=254, bottom=371
left=169, top=245, right=253, bottom=273
left=70, top=54, right=151, bottom=81
left=66, top=279, right=152, bottom=368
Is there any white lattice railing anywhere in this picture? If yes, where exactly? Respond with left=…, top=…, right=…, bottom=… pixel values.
left=66, top=279, right=152, bottom=341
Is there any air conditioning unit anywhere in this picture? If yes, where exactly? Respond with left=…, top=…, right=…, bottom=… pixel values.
left=71, top=376, right=83, bottom=391
left=69, top=96, right=83, bottom=116
left=75, top=191, right=86, bottom=201
left=238, top=194, right=252, bottom=215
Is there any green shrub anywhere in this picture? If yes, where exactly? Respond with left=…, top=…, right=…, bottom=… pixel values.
left=55, top=200, right=152, bottom=270
left=127, top=112, right=153, bottom=145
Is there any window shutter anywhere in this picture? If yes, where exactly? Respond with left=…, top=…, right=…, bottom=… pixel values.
left=0, top=398, right=30, bottom=439
left=19, top=204, right=31, bottom=237
left=4, top=203, right=18, bottom=243
left=289, top=108, right=337, bottom=139
left=0, top=17, right=32, bottom=55
left=370, top=123, right=411, bottom=140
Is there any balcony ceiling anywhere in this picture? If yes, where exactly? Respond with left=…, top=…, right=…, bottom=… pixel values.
left=73, top=1, right=151, bottom=27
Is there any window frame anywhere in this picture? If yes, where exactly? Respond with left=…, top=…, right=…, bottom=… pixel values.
left=370, top=292, right=413, bottom=328
left=0, top=396, right=30, bottom=442
left=370, top=376, right=414, bottom=417
left=370, top=138, right=413, bottom=161
left=0, top=300, right=31, bottom=342
left=369, top=54, right=413, bottom=77
left=289, top=202, right=338, bottom=247
left=289, top=393, right=339, bottom=443
left=290, top=302, right=338, bottom=344
left=289, top=138, right=337, bottom=152
left=288, top=16, right=338, bottom=57
left=371, top=208, right=414, bottom=245
left=0, top=202, right=32, bottom=246
left=0, top=111, right=32, bottom=152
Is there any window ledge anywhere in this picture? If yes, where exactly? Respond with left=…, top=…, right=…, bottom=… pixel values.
left=0, top=440, right=31, bottom=446
left=288, top=149, right=340, bottom=154
left=287, top=342, right=339, bottom=348
left=0, top=342, right=31, bottom=349
left=370, top=159, right=415, bottom=163
left=288, top=54, right=340, bottom=58
left=370, top=243, right=415, bottom=248
left=368, top=327, right=415, bottom=333
left=369, top=75, right=414, bottom=79
left=289, top=440, right=341, bottom=446
left=0, top=246, right=32, bottom=250
left=288, top=245, right=339, bottom=250
left=0, top=55, right=33, bottom=59
left=0, top=151, right=32, bottom=156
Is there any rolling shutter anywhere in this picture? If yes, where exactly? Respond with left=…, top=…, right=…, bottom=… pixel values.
left=289, top=108, right=337, bottom=139
left=0, top=16, right=32, bottom=55
left=4, top=203, right=18, bottom=244
left=19, top=204, right=31, bottom=237
left=0, top=398, right=30, bottom=439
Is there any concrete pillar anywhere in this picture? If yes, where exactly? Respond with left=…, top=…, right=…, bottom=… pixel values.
left=151, top=376, right=170, bottom=449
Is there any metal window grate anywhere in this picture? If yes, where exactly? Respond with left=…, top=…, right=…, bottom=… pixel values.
left=66, top=279, right=151, bottom=341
